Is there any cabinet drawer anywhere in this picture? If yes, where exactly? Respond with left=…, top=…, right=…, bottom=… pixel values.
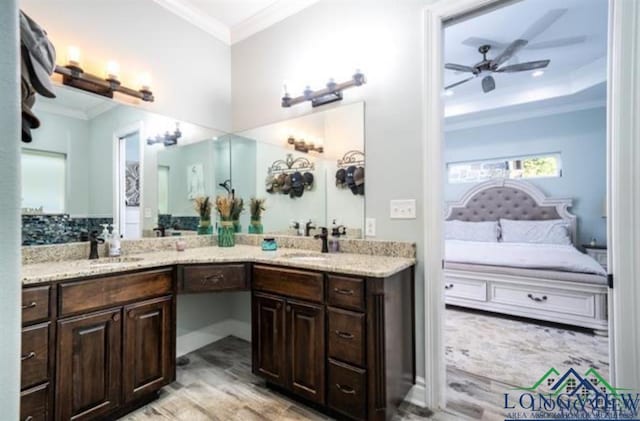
left=22, top=286, right=50, bottom=325
left=328, top=307, right=365, bottom=367
left=180, top=264, right=248, bottom=293
left=328, top=359, right=366, bottom=420
left=59, top=268, right=173, bottom=317
left=21, top=323, right=49, bottom=390
left=490, top=284, right=596, bottom=317
left=21, top=382, right=49, bottom=421
left=444, top=277, right=487, bottom=301
left=327, top=275, right=365, bottom=311
left=253, top=265, right=324, bottom=303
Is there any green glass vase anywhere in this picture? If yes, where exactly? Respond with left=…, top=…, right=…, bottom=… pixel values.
left=218, top=221, right=235, bottom=247
left=233, top=219, right=242, bottom=233
left=197, top=218, right=213, bottom=235
left=249, top=218, right=263, bottom=234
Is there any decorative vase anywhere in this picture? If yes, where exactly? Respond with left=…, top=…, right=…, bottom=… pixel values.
left=233, top=219, right=242, bottom=233
left=249, top=217, right=263, bottom=234
left=218, top=221, right=235, bottom=247
left=197, top=218, right=213, bottom=235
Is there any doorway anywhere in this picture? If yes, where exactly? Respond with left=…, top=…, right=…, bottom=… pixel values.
left=115, top=128, right=143, bottom=239
left=419, top=0, right=640, bottom=414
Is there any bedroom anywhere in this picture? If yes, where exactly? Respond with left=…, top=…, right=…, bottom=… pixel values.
left=441, top=0, right=609, bottom=417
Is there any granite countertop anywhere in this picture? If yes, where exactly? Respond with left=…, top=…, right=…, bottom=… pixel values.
left=22, top=245, right=416, bottom=285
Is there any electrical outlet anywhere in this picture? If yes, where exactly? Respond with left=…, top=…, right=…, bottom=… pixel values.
left=390, top=199, right=416, bottom=219
left=365, top=218, right=376, bottom=236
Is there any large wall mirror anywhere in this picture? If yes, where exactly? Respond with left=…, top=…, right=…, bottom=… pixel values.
left=230, top=102, right=365, bottom=238
left=23, top=85, right=227, bottom=245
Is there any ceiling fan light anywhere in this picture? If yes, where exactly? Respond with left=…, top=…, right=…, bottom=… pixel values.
left=444, top=90, right=454, bottom=97
left=532, top=70, right=545, bottom=78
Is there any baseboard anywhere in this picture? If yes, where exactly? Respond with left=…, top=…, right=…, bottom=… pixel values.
left=176, top=318, right=251, bottom=357
left=404, top=376, right=427, bottom=408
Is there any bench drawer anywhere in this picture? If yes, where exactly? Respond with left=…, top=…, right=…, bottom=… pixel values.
left=180, top=264, right=248, bottom=293
left=327, top=275, right=365, bottom=311
left=59, top=268, right=173, bottom=317
left=22, top=286, right=50, bottom=325
left=444, top=276, right=487, bottom=301
left=253, top=265, right=324, bottom=303
left=490, top=284, right=596, bottom=317
left=328, top=307, right=365, bottom=367
left=21, top=323, right=49, bottom=390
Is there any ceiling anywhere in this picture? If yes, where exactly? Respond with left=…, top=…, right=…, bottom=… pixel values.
left=152, top=0, right=320, bottom=45
left=444, top=0, right=608, bottom=117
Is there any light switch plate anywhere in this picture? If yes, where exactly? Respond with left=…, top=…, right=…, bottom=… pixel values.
left=390, top=199, right=416, bottom=219
left=365, top=218, right=376, bottom=236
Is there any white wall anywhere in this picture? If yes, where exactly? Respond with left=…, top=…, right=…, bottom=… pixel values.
left=20, top=0, right=232, bottom=131
left=0, top=0, right=21, bottom=416
left=232, top=0, right=434, bottom=377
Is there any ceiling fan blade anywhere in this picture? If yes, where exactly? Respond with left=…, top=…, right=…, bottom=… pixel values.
left=496, top=60, right=550, bottom=73
left=462, top=37, right=508, bottom=50
left=481, top=75, right=495, bottom=93
left=492, top=39, right=528, bottom=68
left=445, top=63, right=476, bottom=73
left=527, top=36, right=587, bottom=49
left=520, top=9, right=567, bottom=42
left=445, top=76, right=475, bottom=90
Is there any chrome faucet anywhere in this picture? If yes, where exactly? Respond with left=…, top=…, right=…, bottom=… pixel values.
left=89, top=231, right=105, bottom=260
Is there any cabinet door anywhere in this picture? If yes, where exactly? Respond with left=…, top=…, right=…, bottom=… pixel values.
left=287, top=300, right=325, bottom=404
left=252, top=293, right=286, bottom=386
left=56, top=308, right=121, bottom=420
left=123, top=296, right=173, bottom=403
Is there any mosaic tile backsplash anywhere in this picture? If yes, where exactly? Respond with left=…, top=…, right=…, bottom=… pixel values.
left=22, top=214, right=114, bottom=246
left=157, top=214, right=199, bottom=231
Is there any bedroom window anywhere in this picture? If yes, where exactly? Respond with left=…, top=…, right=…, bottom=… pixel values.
left=447, top=153, right=562, bottom=184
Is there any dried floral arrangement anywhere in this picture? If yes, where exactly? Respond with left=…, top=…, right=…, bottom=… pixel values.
left=193, top=196, right=212, bottom=220
left=250, top=198, right=266, bottom=219
left=230, top=197, right=244, bottom=221
left=215, top=195, right=233, bottom=221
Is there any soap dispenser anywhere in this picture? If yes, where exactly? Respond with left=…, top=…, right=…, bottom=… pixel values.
left=109, top=227, right=121, bottom=257
left=329, top=220, right=342, bottom=253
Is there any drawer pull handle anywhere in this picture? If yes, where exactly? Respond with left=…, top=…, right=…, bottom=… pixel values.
left=527, top=294, right=548, bottom=303
left=336, top=383, right=356, bottom=395
left=335, top=330, right=354, bottom=340
left=444, top=284, right=454, bottom=290
left=24, top=416, right=34, bottom=421
left=333, top=288, right=354, bottom=296
left=21, top=352, right=36, bottom=361
left=202, top=274, right=224, bottom=285
left=22, top=302, right=37, bottom=310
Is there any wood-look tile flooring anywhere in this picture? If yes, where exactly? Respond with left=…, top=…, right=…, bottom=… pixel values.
left=122, top=336, right=505, bottom=421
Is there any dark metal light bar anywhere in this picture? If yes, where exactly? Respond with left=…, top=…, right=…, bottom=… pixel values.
left=54, top=65, right=154, bottom=102
left=282, top=70, right=365, bottom=108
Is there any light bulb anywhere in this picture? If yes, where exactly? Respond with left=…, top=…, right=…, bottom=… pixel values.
left=138, top=73, right=152, bottom=91
left=67, top=46, right=81, bottom=67
left=106, top=60, right=120, bottom=81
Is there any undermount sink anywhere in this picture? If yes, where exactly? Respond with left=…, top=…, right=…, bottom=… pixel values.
left=89, top=256, right=144, bottom=265
left=280, top=252, right=329, bottom=262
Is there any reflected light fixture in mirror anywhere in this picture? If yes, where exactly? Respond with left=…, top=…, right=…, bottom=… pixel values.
left=281, top=69, right=366, bottom=108
left=287, top=135, right=324, bottom=154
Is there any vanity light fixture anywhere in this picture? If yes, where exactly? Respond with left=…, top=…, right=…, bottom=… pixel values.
left=287, top=135, right=324, bottom=154
left=54, top=46, right=154, bottom=102
left=147, top=123, right=181, bottom=147
left=281, top=69, right=366, bottom=108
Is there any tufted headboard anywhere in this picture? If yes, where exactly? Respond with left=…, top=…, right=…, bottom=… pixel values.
left=445, top=179, right=577, bottom=244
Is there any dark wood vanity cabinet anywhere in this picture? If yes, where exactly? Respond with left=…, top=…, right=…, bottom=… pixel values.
left=252, top=265, right=415, bottom=421
left=21, top=267, right=176, bottom=421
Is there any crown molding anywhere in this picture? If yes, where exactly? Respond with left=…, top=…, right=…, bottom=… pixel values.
left=444, top=99, right=606, bottom=132
left=231, top=0, right=321, bottom=44
left=152, top=0, right=231, bottom=45
left=85, top=101, right=117, bottom=120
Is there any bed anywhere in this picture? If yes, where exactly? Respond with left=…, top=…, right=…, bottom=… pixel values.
left=444, top=179, right=609, bottom=335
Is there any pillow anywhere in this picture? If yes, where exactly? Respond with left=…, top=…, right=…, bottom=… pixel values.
left=444, top=220, right=500, bottom=242
left=499, top=219, right=572, bottom=245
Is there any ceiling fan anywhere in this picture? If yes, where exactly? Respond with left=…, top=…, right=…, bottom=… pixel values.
left=444, top=9, right=584, bottom=93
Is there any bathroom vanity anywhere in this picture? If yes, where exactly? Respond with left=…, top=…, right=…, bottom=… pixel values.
left=20, top=245, right=415, bottom=421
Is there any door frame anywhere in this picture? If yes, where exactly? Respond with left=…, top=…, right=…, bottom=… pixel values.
left=112, top=121, right=145, bottom=239
left=421, top=0, right=640, bottom=410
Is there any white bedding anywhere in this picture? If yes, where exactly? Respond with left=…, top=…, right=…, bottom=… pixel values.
left=445, top=240, right=607, bottom=276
